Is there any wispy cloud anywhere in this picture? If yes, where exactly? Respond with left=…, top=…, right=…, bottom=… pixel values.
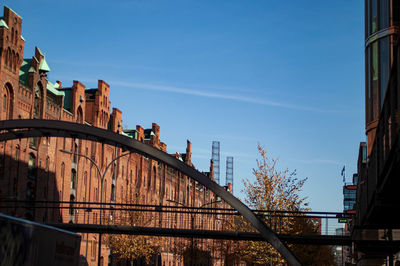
left=110, top=81, right=338, bottom=114
left=48, top=59, right=183, bottom=73
left=288, top=158, right=342, bottom=165
left=49, top=75, right=341, bottom=114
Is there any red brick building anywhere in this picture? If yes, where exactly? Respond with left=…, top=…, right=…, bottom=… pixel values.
left=0, top=6, right=229, bottom=265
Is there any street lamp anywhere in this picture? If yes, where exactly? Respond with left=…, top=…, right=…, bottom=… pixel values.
left=60, top=149, right=131, bottom=266
left=166, top=198, right=221, bottom=265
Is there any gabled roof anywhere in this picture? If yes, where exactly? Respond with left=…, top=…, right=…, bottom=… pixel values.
left=4, top=6, right=22, bottom=19
left=39, top=57, right=50, bottom=72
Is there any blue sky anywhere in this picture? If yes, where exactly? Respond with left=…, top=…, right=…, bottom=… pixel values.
left=5, top=1, right=365, bottom=217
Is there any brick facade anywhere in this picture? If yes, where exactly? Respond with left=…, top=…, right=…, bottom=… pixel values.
left=0, top=6, right=230, bottom=266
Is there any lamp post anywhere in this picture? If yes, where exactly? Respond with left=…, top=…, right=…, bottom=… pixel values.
left=167, top=198, right=221, bottom=265
left=60, top=149, right=131, bottom=266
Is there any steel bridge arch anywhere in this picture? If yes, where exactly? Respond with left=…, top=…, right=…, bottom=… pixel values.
left=0, top=119, right=301, bottom=265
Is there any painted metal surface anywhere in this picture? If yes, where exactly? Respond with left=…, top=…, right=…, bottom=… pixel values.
left=0, top=119, right=301, bottom=265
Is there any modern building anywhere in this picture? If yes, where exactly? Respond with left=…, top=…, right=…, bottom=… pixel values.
left=0, top=6, right=229, bottom=265
left=364, top=0, right=399, bottom=155
left=354, top=0, right=400, bottom=264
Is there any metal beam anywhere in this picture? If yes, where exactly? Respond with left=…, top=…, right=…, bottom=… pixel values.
left=48, top=223, right=354, bottom=245
left=0, top=119, right=302, bottom=265
left=48, top=223, right=400, bottom=248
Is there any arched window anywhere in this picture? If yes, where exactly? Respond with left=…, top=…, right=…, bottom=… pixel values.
left=76, top=106, right=83, bottom=123
left=7, top=48, right=12, bottom=68
left=4, top=48, right=9, bottom=66
left=14, top=145, right=20, bottom=160
left=11, top=51, right=15, bottom=71
left=104, top=179, right=107, bottom=202
left=3, top=83, right=13, bottom=119
left=33, top=83, right=43, bottom=118
left=147, top=171, right=151, bottom=188
left=11, top=28, right=14, bottom=45
left=111, top=184, right=115, bottom=201
left=71, top=169, right=76, bottom=190
left=14, top=53, right=19, bottom=71
left=73, top=143, right=78, bottom=163
left=61, top=163, right=65, bottom=180
left=28, top=153, right=36, bottom=180
left=69, top=194, right=76, bottom=216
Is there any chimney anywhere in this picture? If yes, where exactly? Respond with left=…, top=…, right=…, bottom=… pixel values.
left=210, top=159, right=214, bottom=181
left=185, top=140, right=192, bottom=165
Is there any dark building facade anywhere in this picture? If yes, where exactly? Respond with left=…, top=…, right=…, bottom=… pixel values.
left=354, top=0, right=400, bottom=264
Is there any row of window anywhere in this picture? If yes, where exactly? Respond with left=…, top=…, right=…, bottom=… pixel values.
left=4, top=47, right=20, bottom=72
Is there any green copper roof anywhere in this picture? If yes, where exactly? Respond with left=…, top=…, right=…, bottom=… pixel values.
left=47, top=81, right=65, bottom=97
left=61, top=89, right=72, bottom=111
left=121, top=131, right=130, bottom=137
left=0, top=19, right=9, bottom=29
left=122, top=129, right=137, bottom=139
left=39, top=57, right=50, bottom=72
left=19, top=59, right=32, bottom=86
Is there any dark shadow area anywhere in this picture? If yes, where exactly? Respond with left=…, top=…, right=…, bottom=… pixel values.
left=0, top=151, right=62, bottom=224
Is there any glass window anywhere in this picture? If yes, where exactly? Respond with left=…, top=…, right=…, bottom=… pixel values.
left=69, top=194, right=75, bottom=216
left=111, top=184, right=116, bottom=201
left=363, top=145, right=368, bottom=162
left=370, top=41, right=379, bottom=119
left=71, top=169, right=76, bottom=190
left=379, top=36, right=390, bottom=109
left=379, top=0, right=389, bottom=30
left=366, top=0, right=370, bottom=36
left=371, top=0, right=378, bottom=33
left=73, top=143, right=78, bottom=163
left=366, top=47, right=371, bottom=99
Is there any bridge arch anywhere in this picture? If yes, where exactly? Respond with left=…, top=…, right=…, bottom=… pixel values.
left=0, top=119, right=301, bottom=265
